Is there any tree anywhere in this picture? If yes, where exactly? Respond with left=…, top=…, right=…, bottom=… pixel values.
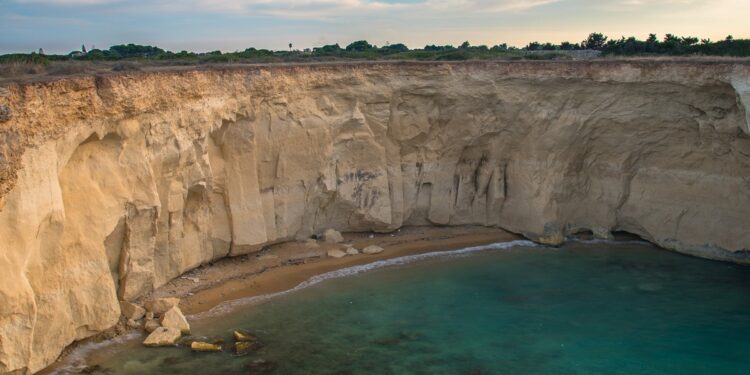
left=663, top=34, right=680, bottom=43
left=424, top=44, right=454, bottom=51
left=345, top=40, right=374, bottom=52
left=491, top=43, right=508, bottom=52
left=82, top=44, right=87, bottom=53
left=314, top=43, right=343, bottom=54
left=459, top=41, right=471, bottom=49
left=381, top=43, right=409, bottom=53
left=646, top=34, right=658, bottom=44
left=680, top=36, right=699, bottom=46
left=582, top=33, right=607, bottom=50
left=525, top=41, right=542, bottom=51
left=289, top=43, right=293, bottom=51
left=108, top=44, right=165, bottom=58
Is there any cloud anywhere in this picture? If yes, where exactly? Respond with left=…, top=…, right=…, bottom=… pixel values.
left=2, top=12, right=91, bottom=26
left=11, top=0, right=560, bottom=17
left=13, top=0, right=119, bottom=4
left=427, top=0, right=561, bottom=12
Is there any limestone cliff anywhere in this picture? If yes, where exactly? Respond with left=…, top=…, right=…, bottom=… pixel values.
left=0, top=61, right=749, bottom=373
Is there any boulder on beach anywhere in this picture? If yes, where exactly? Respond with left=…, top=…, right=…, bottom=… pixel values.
left=120, top=301, right=146, bottom=321
left=327, top=249, right=347, bottom=258
left=160, top=306, right=190, bottom=334
left=191, top=341, right=222, bottom=352
left=143, top=327, right=181, bottom=347
left=145, top=297, right=181, bottom=316
left=321, top=228, right=344, bottom=243
left=345, top=246, right=359, bottom=255
left=362, top=245, right=384, bottom=255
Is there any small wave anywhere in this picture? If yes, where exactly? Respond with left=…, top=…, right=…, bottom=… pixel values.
left=568, top=237, right=651, bottom=246
left=49, top=332, right=141, bottom=374
left=192, top=239, right=538, bottom=319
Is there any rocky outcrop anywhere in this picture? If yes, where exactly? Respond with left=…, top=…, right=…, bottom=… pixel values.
left=0, top=61, right=749, bottom=373
left=142, top=327, right=181, bottom=347
left=160, top=307, right=190, bottom=334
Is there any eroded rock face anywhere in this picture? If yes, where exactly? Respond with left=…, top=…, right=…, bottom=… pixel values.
left=0, top=61, right=749, bottom=373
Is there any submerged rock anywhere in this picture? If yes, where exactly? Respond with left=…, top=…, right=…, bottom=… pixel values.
left=160, top=306, right=190, bottom=334
left=235, top=341, right=263, bottom=355
left=327, top=249, right=347, bottom=259
left=190, top=341, right=222, bottom=352
left=362, top=245, right=384, bottom=255
left=246, top=359, right=278, bottom=373
left=143, top=327, right=181, bottom=347
left=233, top=330, right=259, bottom=342
left=322, top=228, right=344, bottom=243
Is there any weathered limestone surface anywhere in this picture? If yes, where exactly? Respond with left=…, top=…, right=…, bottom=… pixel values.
left=0, top=61, right=749, bottom=373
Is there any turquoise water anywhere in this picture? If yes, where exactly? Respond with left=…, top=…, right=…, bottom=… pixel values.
left=78, top=241, right=750, bottom=374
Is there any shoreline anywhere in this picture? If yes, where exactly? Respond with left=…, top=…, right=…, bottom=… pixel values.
left=161, top=226, right=522, bottom=315
left=41, top=226, right=521, bottom=374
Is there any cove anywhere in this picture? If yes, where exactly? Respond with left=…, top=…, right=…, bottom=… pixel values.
left=73, top=240, right=750, bottom=374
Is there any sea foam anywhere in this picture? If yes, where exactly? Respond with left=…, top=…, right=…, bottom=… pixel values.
left=192, top=239, right=538, bottom=319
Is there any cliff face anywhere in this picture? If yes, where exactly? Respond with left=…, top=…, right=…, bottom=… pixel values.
left=0, top=61, right=749, bottom=373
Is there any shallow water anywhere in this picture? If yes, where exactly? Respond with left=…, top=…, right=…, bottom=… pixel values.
left=79, top=241, right=750, bottom=374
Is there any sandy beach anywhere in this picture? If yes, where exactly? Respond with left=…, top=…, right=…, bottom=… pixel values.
left=144, top=226, right=521, bottom=316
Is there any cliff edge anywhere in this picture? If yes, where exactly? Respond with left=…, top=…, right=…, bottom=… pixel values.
left=1, top=61, right=749, bottom=373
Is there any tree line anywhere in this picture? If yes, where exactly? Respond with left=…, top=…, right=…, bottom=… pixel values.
left=2, top=33, right=749, bottom=65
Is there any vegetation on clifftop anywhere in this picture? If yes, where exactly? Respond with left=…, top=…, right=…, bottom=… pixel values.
left=1, top=33, right=748, bottom=80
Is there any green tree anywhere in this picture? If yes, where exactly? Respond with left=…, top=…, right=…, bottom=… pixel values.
left=560, top=41, right=574, bottom=50
left=313, top=43, right=342, bottom=54
left=345, top=40, right=374, bottom=51
left=381, top=43, right=409, bottom=53
left=582, top=33, right=607, bottom=50
left=681, top=36, right=698, bottom=46
left=525, top=41, right=542, bottom=51
left=491, top=43, right=508, bottom=51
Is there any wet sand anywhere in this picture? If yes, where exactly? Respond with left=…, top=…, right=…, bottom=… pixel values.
left=145, top=226, right=521, bottom=315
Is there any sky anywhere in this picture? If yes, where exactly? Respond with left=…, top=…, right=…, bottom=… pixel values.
left=1, top=0, right=748, bottom=54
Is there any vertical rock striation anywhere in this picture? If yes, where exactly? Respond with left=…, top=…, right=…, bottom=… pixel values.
left=0, top=61, right=749, bottom=373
